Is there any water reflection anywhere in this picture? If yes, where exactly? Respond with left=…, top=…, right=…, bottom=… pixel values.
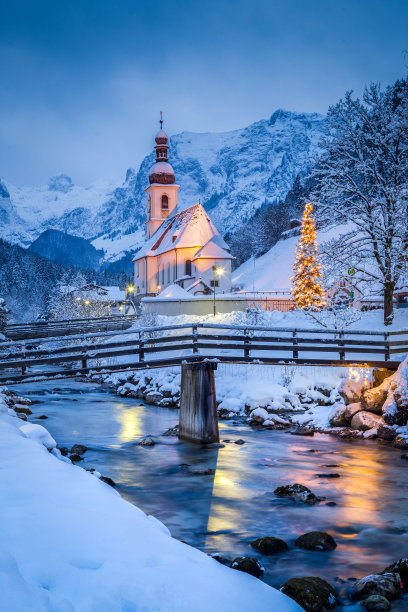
left=115, top=405, right=142, bottom=442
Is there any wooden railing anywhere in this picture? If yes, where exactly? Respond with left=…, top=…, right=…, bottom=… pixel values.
left=4, top=315, right=138, bottom=340
left=0, top=323, right=407, bottom=384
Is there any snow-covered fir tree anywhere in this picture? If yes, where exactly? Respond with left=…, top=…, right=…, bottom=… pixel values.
left=313, top=77, right=408, bottom=324
left=291, top=202, right=326, bottom=309
left=0, top=298, right=9, bottom=331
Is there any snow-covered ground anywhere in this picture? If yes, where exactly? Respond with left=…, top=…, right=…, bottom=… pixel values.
left=0, top=389, right=301, bottom=612
left=232, top=223, right=350, bottom=291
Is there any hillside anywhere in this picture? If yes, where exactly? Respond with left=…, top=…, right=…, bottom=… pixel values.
left=29, top=229, right=104, bottom=270
left=232, top=224, right=345, bottom=291
left=0, top=110, right=325, bottom=265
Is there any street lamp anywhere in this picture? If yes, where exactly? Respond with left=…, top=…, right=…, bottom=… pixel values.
left=212, top=265, right=225, bottom=316
left=125, top=285, right=135, bottom=315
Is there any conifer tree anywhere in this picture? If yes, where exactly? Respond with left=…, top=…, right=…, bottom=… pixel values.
left=291, top=202, right=325, bottom=309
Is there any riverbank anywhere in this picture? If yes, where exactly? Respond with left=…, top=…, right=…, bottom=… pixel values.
left=0, top=386, right=302, bottom=612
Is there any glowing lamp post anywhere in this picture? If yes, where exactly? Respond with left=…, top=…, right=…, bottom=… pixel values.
left=125, top=285, right=135, bottom=315
left=212, top=265, right=225, bottom=317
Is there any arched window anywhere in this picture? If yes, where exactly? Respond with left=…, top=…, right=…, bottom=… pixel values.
left=148, top=196, right=151, bottom=216
left=167, top=262, right=170, bottom=283
left=161, top=195, right=169, bottom=210
left=185, top=260, right=192, bottom=276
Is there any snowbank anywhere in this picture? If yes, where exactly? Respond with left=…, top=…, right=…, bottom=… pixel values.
left=0, top=396, right=301, bottom=611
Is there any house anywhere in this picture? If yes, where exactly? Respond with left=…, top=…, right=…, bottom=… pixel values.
left=63, top=284, right=135, bottom=315
left=133, top=118, right=234, bottom=297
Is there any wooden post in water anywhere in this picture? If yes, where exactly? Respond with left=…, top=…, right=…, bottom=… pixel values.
left=179, top=362, right=219, bottom=444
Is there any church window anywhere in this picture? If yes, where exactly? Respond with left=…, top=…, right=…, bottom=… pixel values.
left=148, top=196, right=151, bottom=216
left=167, top=262, right=170, bottom=283
left=185, top=260, right=192, bottom=276
left=161, top=195, right=169, bottom=210
left=162, top=264, right=165, bottom=284
left=210, top=279, right=219, bottom=287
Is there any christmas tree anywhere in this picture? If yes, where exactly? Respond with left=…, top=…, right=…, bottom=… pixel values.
left=291, top=203, right=326, bottom=309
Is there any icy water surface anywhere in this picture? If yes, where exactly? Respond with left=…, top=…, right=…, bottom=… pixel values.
left=16, top=379, right=408, bottom=610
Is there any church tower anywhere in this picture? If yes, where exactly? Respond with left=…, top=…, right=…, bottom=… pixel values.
left=145, top=113, right=179, bottom=238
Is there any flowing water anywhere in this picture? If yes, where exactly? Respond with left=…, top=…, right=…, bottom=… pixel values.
left=15, top=379, right=408, bottom=610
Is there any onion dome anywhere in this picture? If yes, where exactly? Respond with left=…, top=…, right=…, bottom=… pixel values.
left=155, top=129, right=168, bottom=145
left=148, top=113, right=175, bottom=184
left=149, top=161, right=175, bottom=185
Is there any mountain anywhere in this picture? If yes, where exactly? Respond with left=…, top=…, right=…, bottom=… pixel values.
left=0, top=110, right=325, bottom=266
left=29, top=229, right=104, bottom=270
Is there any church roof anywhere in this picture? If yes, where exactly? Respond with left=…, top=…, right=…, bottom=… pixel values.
left=133, top=202, right=230, bottom=260
left=192, top=238, right=234, bottom=261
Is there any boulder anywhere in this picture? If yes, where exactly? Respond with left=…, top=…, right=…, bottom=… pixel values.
left=280, top=577, right=337, bottom=611
left=70, top=444, right=88, bottom=455
left=344, top=402, right=363, bottom=423
left=361, top=383, right=390, bottom=414
left=373, top=369, right=395, bottom=387
left=69, top=454, right=83, bottom=463
left=393, top=435, right=408, bottom=450
left=314, top=384, right=332, bottom=398
left=382, top=557, right=408, bottom=588
left=383, top=390, right=408, bottom=426
left=361, top=594, right=391, bottom=610
left=250, top=407, right=269, bottom=423
left=351, top=411, right=384, bottom=432
left=338, top=380, right=367, bottom=405
left=294, top=531, right=337, bottom=552
left=139, top=437, right=155, bottom=447
left=250, top=536, right=289, bottom=555
left=353, top=573, right=400, bottom=601
left=230, top=556, right=264, bottom=577
left=274, top=484, right=319, bottom=505
left=99, top=476, right=116, bottom=487
left=377, top=424, right=398, bottom=441
left=328, top=403, right=347, bottom=427
left=14, top=405, right=32, bottom=415
left=144, top=392, right=163, bottom=405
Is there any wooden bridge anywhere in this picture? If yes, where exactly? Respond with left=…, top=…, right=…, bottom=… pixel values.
left=1, top=321, right=407, bottom=444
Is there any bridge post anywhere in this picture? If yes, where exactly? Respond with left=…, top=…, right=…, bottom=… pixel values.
left=179, top=362, right=219, bottom=444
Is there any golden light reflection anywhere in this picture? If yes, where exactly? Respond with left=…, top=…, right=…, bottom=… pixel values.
left=204, top=443, right=250, bottom=548
left=117, top=408, right=142, bottom=442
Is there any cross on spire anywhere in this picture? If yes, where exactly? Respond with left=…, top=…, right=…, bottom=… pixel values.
left=160, top=111, right=163, bottom=130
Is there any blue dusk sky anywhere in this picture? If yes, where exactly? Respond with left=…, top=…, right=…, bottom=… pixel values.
left=0, top=0, right=407, bottom=186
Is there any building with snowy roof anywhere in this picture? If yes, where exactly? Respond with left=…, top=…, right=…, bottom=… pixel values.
left=133, top=117, right=234, bottom=297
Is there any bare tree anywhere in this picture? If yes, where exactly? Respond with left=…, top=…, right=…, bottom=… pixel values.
left=313, top=78, right=408, bottom=324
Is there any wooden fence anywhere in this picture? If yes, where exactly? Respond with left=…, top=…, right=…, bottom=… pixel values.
left=4, top=315, right=138, bottom=340
left=0, top=323, right=407, bottom=384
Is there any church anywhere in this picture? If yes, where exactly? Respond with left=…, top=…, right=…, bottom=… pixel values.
left=133, top=118, right=233, bottom=297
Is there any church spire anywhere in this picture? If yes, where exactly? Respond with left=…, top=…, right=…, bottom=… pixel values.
left=148, top=113, right=175, bottom=184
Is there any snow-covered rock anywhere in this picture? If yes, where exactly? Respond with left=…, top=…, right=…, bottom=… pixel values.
left=19, top=422, right=57, bottom=450
left=338, top=380, right=368, bottom=405
left=328, top=403, right=347, bottom=427
left=351, top=411, right=384, bottom=432
left=344, top=402, right=363, bottom=423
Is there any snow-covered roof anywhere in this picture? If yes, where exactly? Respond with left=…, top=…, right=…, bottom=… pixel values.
left=185, top=279, right=211, bottom=292
left=133, top=202, right=229, bottom=260
left=192, top=238, right=234, bottom=261
left=156, top=284, right=191, bottom=299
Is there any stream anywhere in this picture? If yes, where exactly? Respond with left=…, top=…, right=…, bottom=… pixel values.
left=15, top=379, right=408, bottom=610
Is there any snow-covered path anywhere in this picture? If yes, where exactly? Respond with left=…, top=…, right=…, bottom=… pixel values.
left=0, top=405, right=301, bottom=611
